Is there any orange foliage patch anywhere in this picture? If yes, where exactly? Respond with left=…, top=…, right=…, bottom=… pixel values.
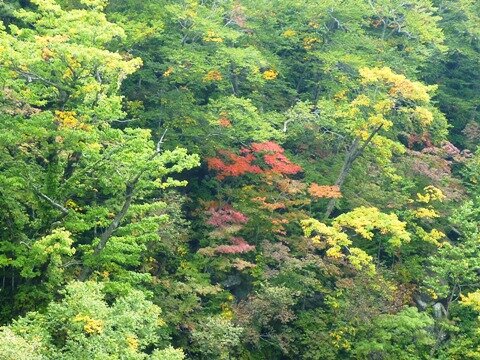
left=271, top=218, right=289, bottom=235
left=252, top=197, right=286, bottom=211
left=308, top=183, right=342, bottom=199
left=218, top=116, right=232, bottom=127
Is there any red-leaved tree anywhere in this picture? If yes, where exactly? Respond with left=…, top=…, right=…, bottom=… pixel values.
left=206, top=141, right=302, bottom=180
left=202, top=205, right=255, bottom=255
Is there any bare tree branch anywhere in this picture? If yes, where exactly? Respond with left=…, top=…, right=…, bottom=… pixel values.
left=33, top=186, right=69, bottom=215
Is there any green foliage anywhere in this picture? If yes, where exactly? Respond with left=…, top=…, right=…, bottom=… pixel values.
left=191, top=316, right=244, bottom=359
left=0, top=0, right=199, bottom=320
left=0, top=0, right=479, bottom=359
left=0, top=281, right=182, bottom=359
left=353, top=307, right=435, bottom=359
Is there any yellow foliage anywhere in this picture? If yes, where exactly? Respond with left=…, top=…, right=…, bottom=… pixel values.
left=461, top=291, right=480, bottom=312
left=427, top=229, right=445, bottom=246
left=184, top=0, right=199, bottom=18
left=87, top=142, right=102, bottom=151
left=348, top=248, right=375, bottom=274
left=301, top=215, right=379, bottom=274
left=220, top=303, right=234, bottom=320
left=203, top=70, right=223, bottom=82
left=55, top=110, right=91, bottom=131
left=334, top=89, right=348, bottom=101
left=329, top=328, right=353, bottom=350
left=427, top=288, right=438, bottom=300
left=415, top=226, right=445, bottom=247
left=35, top=34, right=70, bottom=46
left=177, top=245, right=188, bottom=256
left=55, top=110, right=79, bottom=128
left=333, top=207, right=411, bottom=247
left=65, top=199, right=82, bottom=211
left=163, top=67, right=174, bottom=77
left=82, top=82, right=102, bottom=93
left=351, top=94, right=371, bottom=107
left=203, top=30, right=223, bottom=42
left=339, top=106, right=360, bottom=119
left=413, top=106, right=434, bottom=126
left=355, top=129, right=370, bottom=141
left=62, top=68, right=73, bottom=80
left=416, top=186, right=446, bottom=203
left=262, top=69, right=278, bottom=80
left=326, top=246, right=343, bottom=259
left=359, top=67, right=434, bottom=102
left=414, top=207, right=439, bottom=219
left=367, top=114, right=393, bottom=129
left=73, top=314, right=104, bottom=334
left=66, top=54, right=81, bottom=70
left=282, top=29, right=296, bottom=37
left=126, top=335, right=139, bottom=350
left=303, top=37, right=318, bottom=50
left=373, top=99, right=394, bottom=113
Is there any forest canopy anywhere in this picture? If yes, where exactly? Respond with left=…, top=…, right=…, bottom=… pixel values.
left=0, top=0, right=479, bottom=359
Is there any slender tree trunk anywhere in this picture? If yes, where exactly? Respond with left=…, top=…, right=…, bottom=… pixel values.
left=324, top=138, right=359, bottom=219
left=324, top=124, right=383, bottom=219
left=78, top=183, right=135, bottom=281
left=79, top=130, right=167, bottom=281
left=229, top=63, right=239, bottom=96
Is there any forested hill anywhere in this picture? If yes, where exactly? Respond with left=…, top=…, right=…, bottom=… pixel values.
left=0, top=0, right=479, bottom=359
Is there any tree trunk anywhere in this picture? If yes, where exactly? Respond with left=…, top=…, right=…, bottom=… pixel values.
left=78, top=131, right=167, bottom=281
left=78, top=182, right=135, bottom=281
left=324, top=138, right=359, bottom=219
left=324, top=124, right=383, bottom=219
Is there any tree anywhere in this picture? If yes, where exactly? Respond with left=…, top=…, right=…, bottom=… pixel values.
left=0, top=0, right=199, bottom=319
left=353, top=307, right=435, bottom=359
left=1, top=1, right=479, bottom=359
left=0, top=281, right=185, bottom=359
left=316, top=66, right=448, bottom=217
left=302, top=206, right=411, bottom=274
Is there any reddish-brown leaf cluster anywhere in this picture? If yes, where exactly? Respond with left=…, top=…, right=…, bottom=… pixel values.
left=218, top=116, right=232, bottom=127
left=271, top=218, right=289, bottom=235
left=203, top=205, right=256, bottom=256
left=422, top=141, right=472, bottom=162
left=206, top=141, right=302, bottom=180
left=253, top=141, right=302, bottom=175
left=215, top=237, right=255, bottom=254
left=407, top=133, right=433, bottom=149
left=463, top=121, right=480, bottom=144
left=409, top=152, right=451, bottom=182
left=275, top=178, right=306, bottom=195
left=308, top=183, right=342, bottom=199
left=206, top=205, right=249, bottom=227
left=422, top=141, right=459, bottom=157
left=217, top=112, right=232, bottom=127
left=231, top=1, right=247, bottom=28
left=406, top=149, right=465, bottom=201
left=250, top=141, right=284, bottom=153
